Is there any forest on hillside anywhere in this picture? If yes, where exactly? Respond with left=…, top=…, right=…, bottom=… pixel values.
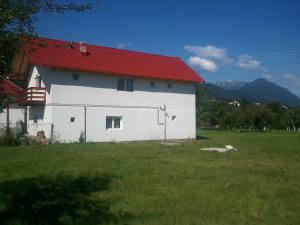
left=196, top=86, right=300, bottom=131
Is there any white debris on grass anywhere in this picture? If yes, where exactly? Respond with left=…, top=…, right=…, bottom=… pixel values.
left=200, top=145, right=238, bottom=152
left=225, top=145, right=235, bottom=150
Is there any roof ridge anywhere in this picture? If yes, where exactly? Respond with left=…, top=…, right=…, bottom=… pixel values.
left=24, top=36, right=204, bottom=83
left=37, top=37, right=181, bottom=59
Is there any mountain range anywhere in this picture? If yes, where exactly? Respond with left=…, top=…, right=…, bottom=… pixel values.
left=214, top=80, right=247, bottom=90
left=205, top=79, right=300, bottom=106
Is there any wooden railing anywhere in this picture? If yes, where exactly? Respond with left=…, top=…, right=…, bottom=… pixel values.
left=20, top=87, right=46, bottom=105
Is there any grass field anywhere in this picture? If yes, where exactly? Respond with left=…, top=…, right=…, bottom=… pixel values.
left=0, top=130, right=299, bottom=225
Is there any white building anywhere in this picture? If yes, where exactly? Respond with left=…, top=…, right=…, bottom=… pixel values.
left=0, top=80, right=25, bottom=134
left=229, top=100, right=240, bottom=107
left=3, top=37, right=204, bottom=142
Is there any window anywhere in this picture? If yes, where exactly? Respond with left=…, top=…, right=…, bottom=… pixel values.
left=106, top=116, right=122, bottom=130
left=167, top=83, right=172, bottom=88
left=117, top=79, right=125, bottom=91
left=117, top=78, right=134, bottom=91
left=114, top=117, right=121, bottom=129
left=70, top=117, right=75, bottom=123
left=106, top=117, right=113, bottom=129
left=72, top=74, right=79, bottom=80
left=126, top=79, right=134, bottom=92
left=150, top=82, right=155, bottom=87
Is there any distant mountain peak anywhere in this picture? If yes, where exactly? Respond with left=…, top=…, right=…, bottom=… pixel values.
left=214, top=80, right=246, bottom=90
left=206, top=78, right=300, bottom=106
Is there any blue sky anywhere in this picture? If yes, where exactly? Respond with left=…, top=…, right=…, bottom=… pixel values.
left=35, top=0, right=300, bottom=96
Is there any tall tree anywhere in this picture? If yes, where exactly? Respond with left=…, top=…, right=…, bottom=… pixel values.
left=0, top=0, right=95, bottom=78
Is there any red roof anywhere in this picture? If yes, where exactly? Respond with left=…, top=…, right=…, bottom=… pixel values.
left=24, top=38, right=204, bottom=83
left=0, top=79, right=24, bottom=96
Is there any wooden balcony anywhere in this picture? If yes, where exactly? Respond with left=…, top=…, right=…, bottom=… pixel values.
left=19, top=87, right=46, bottom=105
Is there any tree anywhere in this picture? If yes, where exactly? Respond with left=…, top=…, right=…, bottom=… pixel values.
left=283, top=108, right=300, bottom=131
left=247, top=107, right=274, bottom=131
left=0, top=0, right=96, bottom=115
left=0, top=0, right=95, bottom=78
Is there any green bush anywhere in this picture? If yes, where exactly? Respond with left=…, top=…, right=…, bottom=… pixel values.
left=0, top=130, right=21, bottom=146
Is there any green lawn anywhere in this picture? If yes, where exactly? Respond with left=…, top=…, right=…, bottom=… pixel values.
left=0, top=130, right=299, bottom=225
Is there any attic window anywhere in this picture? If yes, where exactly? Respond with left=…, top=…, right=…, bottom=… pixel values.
left=72, top=74, right=79, bottom=80
left=117, top=78, right=134, bottom=92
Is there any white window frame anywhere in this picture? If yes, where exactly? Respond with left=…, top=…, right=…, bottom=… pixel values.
left=106, top=116, right=123, bottom=130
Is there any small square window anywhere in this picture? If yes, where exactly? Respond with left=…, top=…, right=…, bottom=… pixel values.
left=72, top=74, right=79, bottom=80
left=106, top=116, right=122, bottom=130
left=150, top=82, right=155, bottom=87
left=70, top=117, right=75, bottom=122
left=168, top=83, right=172, bottom=88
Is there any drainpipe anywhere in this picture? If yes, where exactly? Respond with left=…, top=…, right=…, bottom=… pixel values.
left=84, top=106, right=87, bottom=142
left=24, top=106, right=27, bottom=134
left=162, top=104, right=167, bottom=141
left=6, top=103, right=10, bottom=134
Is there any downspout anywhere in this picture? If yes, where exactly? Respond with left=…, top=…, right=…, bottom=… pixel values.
left=84, top=106, right=87, bottom=142
left=24, top=106, right=27, bottom=134
left=164, top=105, right=167, bottom=141
left=160, top=104, right=167, bottom=141
left=6, top=103, right=10, bottom=134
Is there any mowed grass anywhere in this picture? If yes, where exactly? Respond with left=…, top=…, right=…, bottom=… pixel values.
left=0, top=130, right=299, bottom=225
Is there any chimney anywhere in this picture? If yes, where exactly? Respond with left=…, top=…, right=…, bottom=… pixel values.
left=79, top=42, right=87, bottom=54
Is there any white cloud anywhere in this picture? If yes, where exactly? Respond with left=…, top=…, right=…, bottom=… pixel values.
left=283, top=73, right=300, bottom=86
left=117, top=42, right=133, bottom=49
left=183, top=45, right=269, bottom=74
left=236, top=54, right=262, bottom=71
left=184, top=45, right=228, bottom=60
left=184, top=44, right=231, bottom=72
left=188, top=56, right=218, bottom=72
left=262, top=74, right=273, bottom=81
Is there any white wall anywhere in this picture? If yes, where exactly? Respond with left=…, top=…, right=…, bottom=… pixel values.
left=27, top=105, right=52, bottom=137
left=51, top=106, right=195, bottom=142
left=28, top=65, right=197, bottom=142
left=26, top=65, right=52, bottom=137
left=0, top=103, right=24, bottom=127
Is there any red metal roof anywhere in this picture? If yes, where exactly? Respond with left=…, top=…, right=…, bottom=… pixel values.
left=0, top=79, right=24, bottom=96
left=24, top=38, right=204, bottom=83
